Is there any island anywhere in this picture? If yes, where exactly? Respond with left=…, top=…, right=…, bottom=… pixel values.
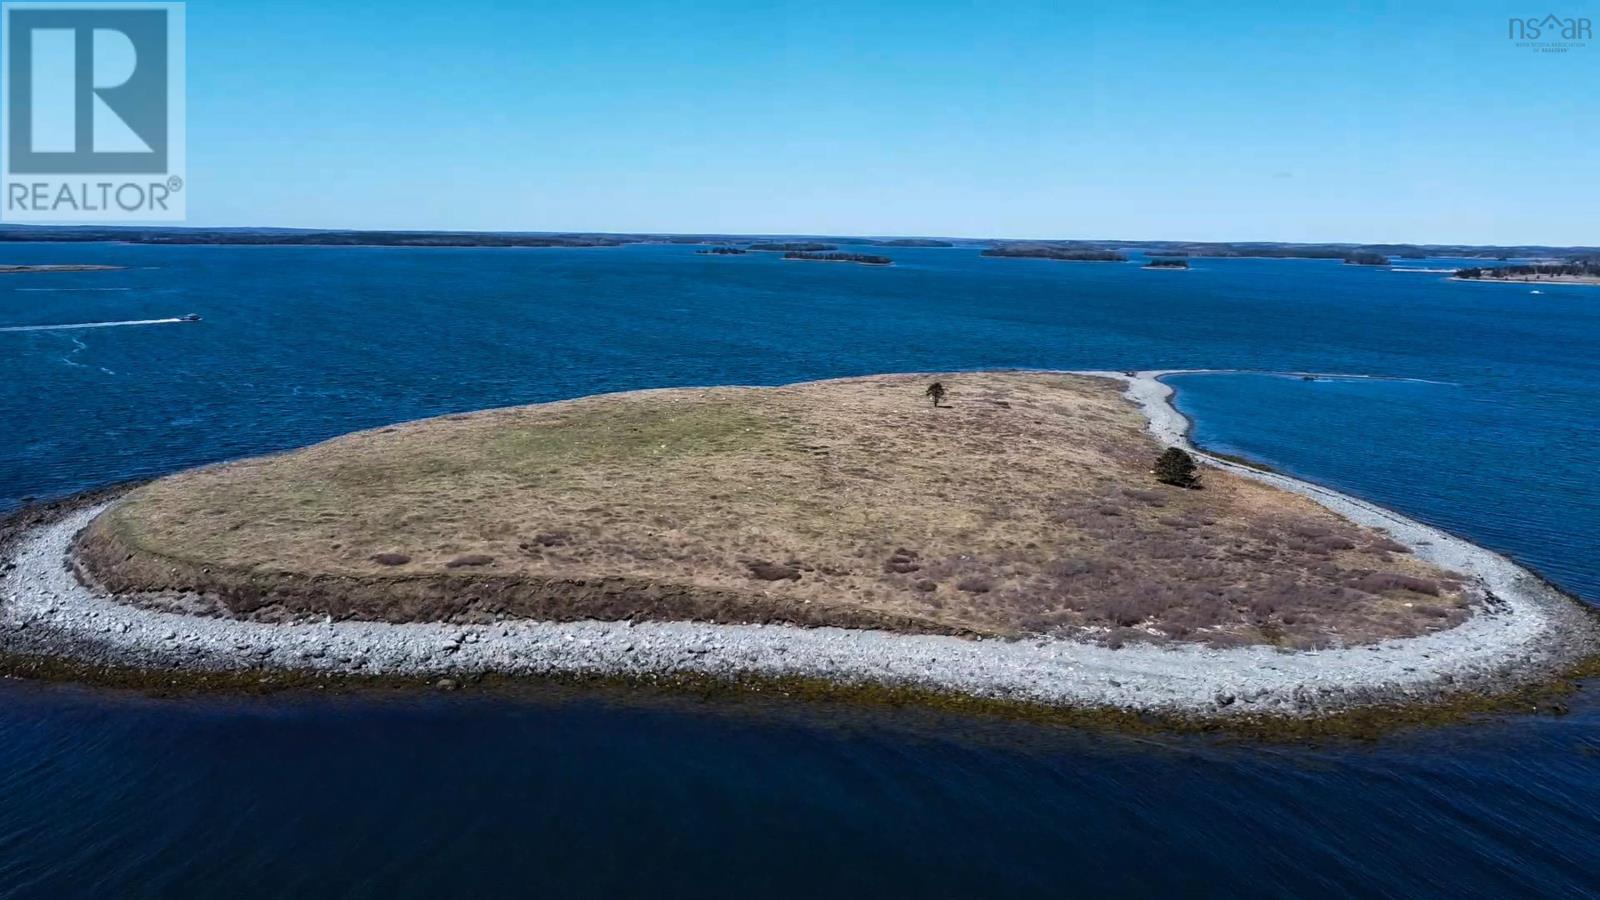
left=875, top=238, right=954, bottom=248
left=981, top=246, right=1128, bottom=262
left=4, top=371, right=1594, bottom=727
left=1341, top=252, right=1390, bottom=266
left=782, top=251, right=892, bottom=266
left=1143, top=258, right=1189, bottom=269
left=0, top=264, right=122, bottom=273
left=1453, top=262, right=1600, bottom=286
left=746, top=242, right=838, bottom=252
left=696, top=247, right=747, bottom=255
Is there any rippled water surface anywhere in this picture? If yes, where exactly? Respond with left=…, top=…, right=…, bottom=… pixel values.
left=2, top=243, right=1598, bottom=897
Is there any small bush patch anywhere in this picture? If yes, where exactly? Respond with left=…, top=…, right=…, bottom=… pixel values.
left=746, top=560, right=801, bottom=581
left=1356, top=573, right=1440, bottom=596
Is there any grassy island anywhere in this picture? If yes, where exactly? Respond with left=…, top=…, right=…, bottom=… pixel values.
left=79, top=373, right=1472, bottom=649
left=1143, top=258, right=1189, bottom=269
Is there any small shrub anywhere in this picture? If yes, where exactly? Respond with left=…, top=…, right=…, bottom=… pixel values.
left=1154, top=447, right=1200, bottom=488
left=883, top=548, right=922, bottom=573
left=1045, top=556, right=1106, bottom=578
left=1367, top=537, right=1411, bottom=555
left=746, top=560, right=801, bottom=581
left=956, top=575, right=995, bottom=593
left=1355, top=573, right=1440, bottom=596
left=1313, top=535, right=1357, bottom=552
left=1102, top=590, right=1164, bottom=627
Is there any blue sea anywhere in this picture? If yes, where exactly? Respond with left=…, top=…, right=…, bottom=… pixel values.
left=2, top=243, right=1598, bottom=898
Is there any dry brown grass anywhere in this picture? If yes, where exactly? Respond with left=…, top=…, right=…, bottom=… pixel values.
left=81, top=373, right=1472, bottom=646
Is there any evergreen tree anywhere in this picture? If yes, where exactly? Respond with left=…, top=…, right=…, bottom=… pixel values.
left=1155, top=447, right=1200, bottom=488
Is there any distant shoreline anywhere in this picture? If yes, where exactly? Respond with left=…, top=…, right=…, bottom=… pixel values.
left=4, top=228, right=1591, bottom=262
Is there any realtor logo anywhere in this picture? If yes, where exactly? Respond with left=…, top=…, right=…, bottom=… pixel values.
left=2, top=2, right=185, bottom=221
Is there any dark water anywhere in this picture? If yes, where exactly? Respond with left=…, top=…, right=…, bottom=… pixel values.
left=3, top=244, right=1599, bottom=897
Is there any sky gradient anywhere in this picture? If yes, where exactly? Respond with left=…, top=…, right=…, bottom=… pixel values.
left=183, top=0, right=1598, bottom=244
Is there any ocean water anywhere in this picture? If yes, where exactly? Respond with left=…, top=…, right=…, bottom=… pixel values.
left=2, top=243, right=1598, bottom=897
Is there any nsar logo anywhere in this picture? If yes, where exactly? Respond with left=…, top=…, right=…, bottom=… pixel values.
left=1508, top=12, right=1592, bottom=52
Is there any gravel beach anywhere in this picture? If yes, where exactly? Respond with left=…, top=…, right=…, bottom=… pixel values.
left=1, top=371, right=1594, bottom=719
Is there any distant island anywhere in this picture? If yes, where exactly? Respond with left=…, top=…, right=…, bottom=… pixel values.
left=1454, top=261, right=1600, bottom=286
left=984, top=239, right=1600, bottom=262
left=696, top=247, right=747, bottom=255
left=0, top=263, right=122, bottom=273
left=783, top=251, right=892, bottom=266
left=1341, top=252, right=1390, bottom=266
left=1143, top=258, right=1189, bottom=269
left=982, top=246, right=1128, bottom=262
left=873, top=238, right=953, bottom=248
left=0, top=228, right=632, bottom=249
left=747, top=241, right=838, bottom=252
left=1129, top=244, right=1483, bottom=260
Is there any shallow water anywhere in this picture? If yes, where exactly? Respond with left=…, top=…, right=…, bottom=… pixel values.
left=2, top=682, right=1599, bottom=899
left=2, top=243, right=1598, bottom=897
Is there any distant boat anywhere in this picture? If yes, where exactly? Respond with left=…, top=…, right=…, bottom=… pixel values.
left=179, top=313, right=201, bottom=322
left=1529, top=290, right=1543, bottom=295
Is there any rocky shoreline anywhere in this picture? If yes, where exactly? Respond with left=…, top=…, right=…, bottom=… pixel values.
left=1, top=372, right=1595, bottom=724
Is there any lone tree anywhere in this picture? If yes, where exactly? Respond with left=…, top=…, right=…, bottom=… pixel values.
left=925, top=382, right=947, bottom=407
left=1154, top=447, right=1200, bottom=488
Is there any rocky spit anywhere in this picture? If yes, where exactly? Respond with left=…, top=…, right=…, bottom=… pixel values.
left=0, top=371, right=1594, bottom=719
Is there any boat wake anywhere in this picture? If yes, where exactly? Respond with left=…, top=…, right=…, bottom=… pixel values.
left=0, top=317, right=186, bottom=333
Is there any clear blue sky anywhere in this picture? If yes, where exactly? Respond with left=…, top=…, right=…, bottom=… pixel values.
left=186, top=0, right=1598, bottom=244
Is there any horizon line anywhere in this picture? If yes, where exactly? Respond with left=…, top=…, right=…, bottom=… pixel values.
left=0, top=223, right=1595, bottom=251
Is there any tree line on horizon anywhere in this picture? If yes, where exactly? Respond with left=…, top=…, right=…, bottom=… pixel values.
left=1455, top=261, right=1600, bottom=279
